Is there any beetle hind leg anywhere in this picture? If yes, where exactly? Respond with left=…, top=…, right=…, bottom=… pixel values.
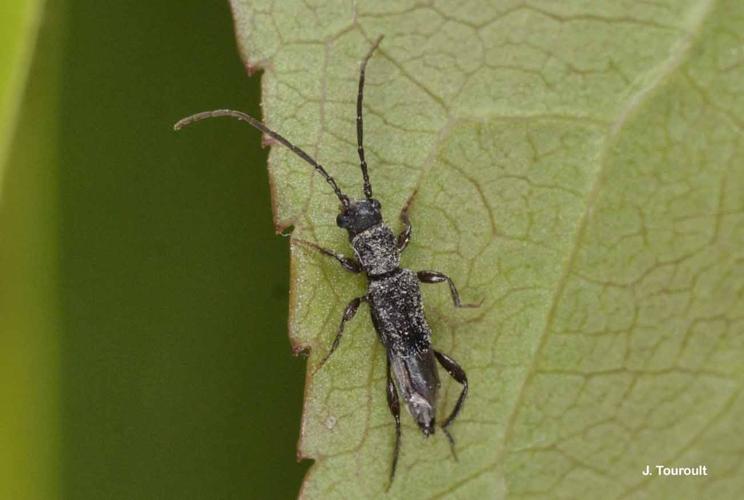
left=385, top=357, right=401, bottom=490
left=442, top=427, right=458, bottom=461
left=434, top=350, right=468, bottom=461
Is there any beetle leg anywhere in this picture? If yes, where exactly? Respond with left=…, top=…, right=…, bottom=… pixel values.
left=417, top=270, right=480, bottom=308
left=293, top=238, right=362, bottom=273
left=385, top=356, right=401, bottom=490
left=315, top=296, right=366, bottom=371
left=434, top=350, right=468, bottom=461
left=396, top=200, right=413, bottom=252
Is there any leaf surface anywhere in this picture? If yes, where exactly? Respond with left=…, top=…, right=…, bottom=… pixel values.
left=0, top=0, right=44, bottom=193
left=229, top=1, right=744, bottom=498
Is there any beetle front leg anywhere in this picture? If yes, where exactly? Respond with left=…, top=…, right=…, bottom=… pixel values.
left=315, top=296, right=366, bottom=371
left=396, top=202, right=412, bottom=252
left=417, top=270, right=479, bottom=308
left=385, top=357, right=401, bottom=490
left=434, top=350, right=468, bottom=461
left=294, top=238, right=362, bottom=273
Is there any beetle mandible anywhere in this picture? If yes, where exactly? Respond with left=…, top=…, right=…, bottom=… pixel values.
left=175, top=36, right=479, bottom=485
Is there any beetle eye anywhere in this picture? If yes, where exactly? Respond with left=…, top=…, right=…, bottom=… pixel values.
left=371, top=199, right=381, bottom=209
left=336, top=213, right=348, bottom=227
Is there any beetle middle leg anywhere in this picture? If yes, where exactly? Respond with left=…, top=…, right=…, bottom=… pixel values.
left=385, top=356, right=401, bottom=489
left=434, top=350, right=468, bottom=460
left=417, top=270, right=480, bottom=308
left=316, top=295, right=367, bottom=370
left=294, top=238, right=362, bottom=273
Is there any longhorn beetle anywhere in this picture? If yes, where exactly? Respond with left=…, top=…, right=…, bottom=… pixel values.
left=174, top=36, right=478, bottom=486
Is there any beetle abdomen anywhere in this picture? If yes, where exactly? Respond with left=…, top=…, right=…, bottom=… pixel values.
left=389, top=347, right=439, bottom=435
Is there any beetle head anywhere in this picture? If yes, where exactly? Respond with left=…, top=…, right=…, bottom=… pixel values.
left=336, top=198, right=382, bottom=238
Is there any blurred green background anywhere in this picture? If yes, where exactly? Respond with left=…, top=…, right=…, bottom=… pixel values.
left=1, top=0, right=308, bottom=499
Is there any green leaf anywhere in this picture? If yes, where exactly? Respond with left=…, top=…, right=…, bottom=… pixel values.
left=0, top=0, right=44, bottom=194
left=0, top=1, right=60, bottom=499
left=230, top=1, right=744, bottom=498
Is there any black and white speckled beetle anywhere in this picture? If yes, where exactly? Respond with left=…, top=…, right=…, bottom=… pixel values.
left=175, top=36, right=478, bottom=485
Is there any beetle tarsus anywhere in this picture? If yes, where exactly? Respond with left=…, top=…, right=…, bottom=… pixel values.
left=442, top=426, right=459, bottom=462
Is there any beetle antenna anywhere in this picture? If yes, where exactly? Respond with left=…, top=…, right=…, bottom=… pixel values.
left=356, top=35, right=383, bottom=199
left=174, top=109, right=350, bottom=207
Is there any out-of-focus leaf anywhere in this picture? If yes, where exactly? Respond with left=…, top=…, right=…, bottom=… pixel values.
left=229, top=1, right=744, bottom=498
left=0, top=1, right=60, bottom=499
left=0, top=0, right=44, bottom=190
